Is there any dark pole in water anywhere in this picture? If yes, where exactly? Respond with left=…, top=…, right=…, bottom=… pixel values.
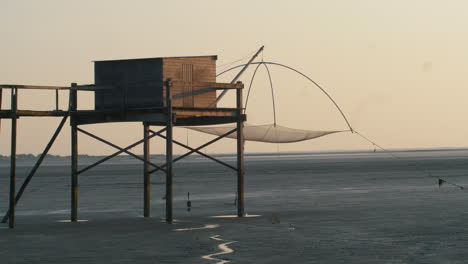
left=186, top=192, right=191, bottom=212
left=143, top=122, right=151, bottom=217
left=165, top=79, right=174, bottom=223
left=236, top=82, right=245, bottom=217
left=70, top=83, right=78, bottom=222
left=9, top=88, right=18, bottom=228
left=0, top=88, right=3, bottom=136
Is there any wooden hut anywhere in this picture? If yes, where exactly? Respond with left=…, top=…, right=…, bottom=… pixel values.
left=94, top=55, right=217, bottom=110
left=75, top=55, right=243, bottom=126
left=0, top=54, right=247, bottom=228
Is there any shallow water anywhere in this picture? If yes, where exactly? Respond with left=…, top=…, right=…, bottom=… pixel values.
left=1, top=150, right=468, bottom=263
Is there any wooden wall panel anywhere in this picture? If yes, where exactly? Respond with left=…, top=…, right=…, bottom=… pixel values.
left=162, top=56, right=216, bottom=108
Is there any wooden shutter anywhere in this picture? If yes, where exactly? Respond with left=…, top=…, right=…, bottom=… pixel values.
left=182, top=64, right=194, bottom=107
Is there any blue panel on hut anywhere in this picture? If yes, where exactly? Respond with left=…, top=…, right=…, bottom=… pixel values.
left=94, top=58, right=164, bottom=110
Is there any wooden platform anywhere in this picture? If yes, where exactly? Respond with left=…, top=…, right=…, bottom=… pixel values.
left=0, top=52, right=251, bottom=228
left=0, top=107, right=246, bottom=126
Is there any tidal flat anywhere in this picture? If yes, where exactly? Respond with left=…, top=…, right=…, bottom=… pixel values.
left=1, top=150, right=468, bottom=263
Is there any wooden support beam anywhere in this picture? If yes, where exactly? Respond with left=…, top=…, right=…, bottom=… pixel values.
left=2, top=116, right=68, bottom=223
left=0, top=84, right=70, bottom=90
left=173, top=87, right=217, bottom=100
left=0, top=108, right=238, bottom=119
left=173, top=109, right=235, bottom=117
left=148, top=128, right=237, bottom=174
left=156, top=134, right=237, bottom=171
left=173, top=107, right=238, bottom=112
left=9, top=88, right=18, bottom=228
left=166, top=79, right=174, bottom=224
left=236, top=82, right=245, bottom=217
left=0, top=110, right=69, bottom=118
left=143, top=122, right=151, bottom=217
left=55, top=89, right=59, bottom=111
left=170, top=81, right=244, bottom=90
left=76, top=128, right=165, bottom=175
left=70, top=83, right=78, bottom=222
left=77, top=127, right=163, bottom=171
left=0, top=84, right=110, bottom=91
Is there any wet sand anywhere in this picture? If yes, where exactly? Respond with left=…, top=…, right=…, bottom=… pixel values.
left=1, top=150, right=468, bottom=263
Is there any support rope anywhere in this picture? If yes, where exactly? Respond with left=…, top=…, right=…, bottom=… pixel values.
left=217, top=61, right=353, bottom=132
left=244, top=63, right=262, bottom=112
left=262, top=63, right=277, bottom=126
left=243, top=63, right=278, bottom=126
left=353, top=130, right=466, bottom=190
left=219, top=60, right=465, bottom=190
left=216, top=48, right=260, bottom=72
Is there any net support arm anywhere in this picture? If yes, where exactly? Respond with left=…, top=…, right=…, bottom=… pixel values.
left=211, top=46, right=264, bottom=106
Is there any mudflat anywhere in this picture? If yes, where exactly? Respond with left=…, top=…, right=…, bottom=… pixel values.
left=1, top=150, right=468, bottom=263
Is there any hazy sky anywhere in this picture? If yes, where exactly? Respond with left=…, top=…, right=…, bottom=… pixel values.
left=1, top=0, right=468, bottom=155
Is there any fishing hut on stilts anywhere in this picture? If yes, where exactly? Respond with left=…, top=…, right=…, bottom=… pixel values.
left=0, top=49, right=266, bottom=228
left=1, top=46, right=358, bottom=229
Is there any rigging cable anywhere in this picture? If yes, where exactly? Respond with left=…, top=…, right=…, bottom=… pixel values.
left=353, top=130, right=466, bottom=190
left=263, top=63, right=277, bottom=126
left=243, top=61, right=280, bottom=151
left=262, top=62, right=281, bottom=154
left=244, top=62, right=278, bottom=125
left=219, top=60, right=465, bottom=190
left=218, top=61, right=353, bottom=132
left=216, top=48, right=261, bottom=72
left=244, top=63, right=263, bottom=113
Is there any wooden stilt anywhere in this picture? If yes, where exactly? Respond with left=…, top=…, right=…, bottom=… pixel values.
left=143, top=122, right=151, bottom=217
left=165, top=79, right=174, bottom=224
left=55, top=89, right=59, bottom=111
left=2, top=116, right=68, bottom=223
left=236, top=82, right=245, bottom=217
left=70, top=83, right=78, bottom=222
left=9, top=88, right=18, bottom=228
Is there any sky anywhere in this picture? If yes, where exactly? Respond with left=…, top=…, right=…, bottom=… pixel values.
left=1, top=0, right=468, bottom=156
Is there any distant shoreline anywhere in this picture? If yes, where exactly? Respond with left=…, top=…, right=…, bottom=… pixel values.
left=2, top=147, right=468, bottom=160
